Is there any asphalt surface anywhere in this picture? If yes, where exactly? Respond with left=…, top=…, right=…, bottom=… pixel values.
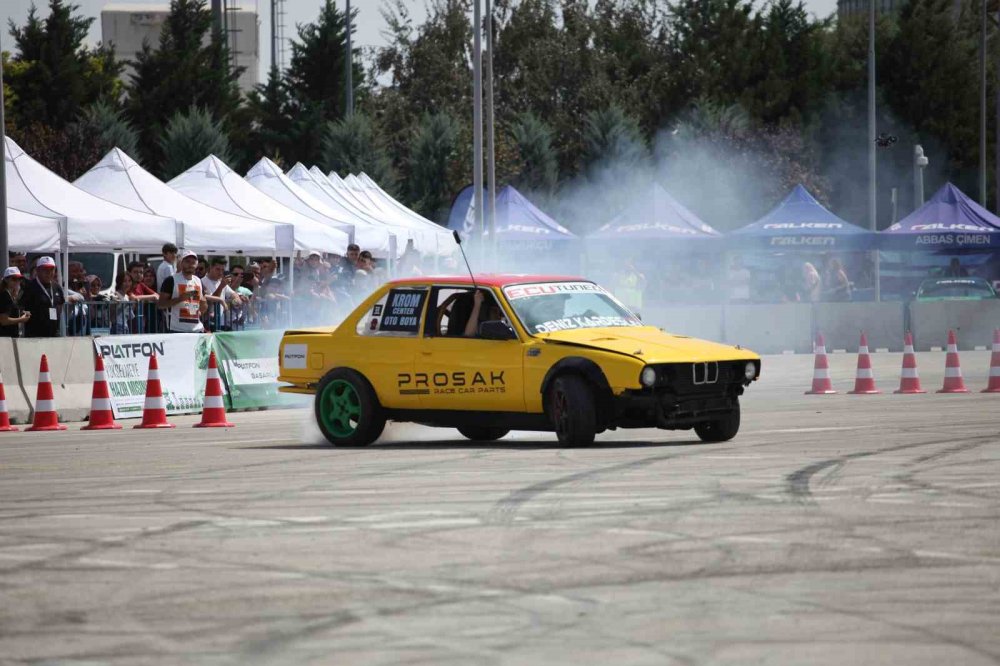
left=1, top=351, right=999, bottom=665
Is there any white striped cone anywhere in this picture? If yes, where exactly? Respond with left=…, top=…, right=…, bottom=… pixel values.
left=135, top=354, right=175, bottom=429
left=937, top=330, right=970, bottom=394
left=848, top=332, right=881, bottom=394
left=0, top=371, right=19, bottom=431
left=82, top=355, right=121, bottom=430
left=982, top=329, right=1000, bottom=393
left=895, top=331, right=925, bottom=394
left=27, top=354, right=67, bottom=431
left=806, top=332, right=837, bottom=394
left=195, top=352, right=234, bottom=428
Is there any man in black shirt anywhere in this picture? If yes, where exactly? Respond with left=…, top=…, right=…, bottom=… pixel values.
left=19, top=256, right=65, bottom=337
left=0, top=267, right=30, bottom=337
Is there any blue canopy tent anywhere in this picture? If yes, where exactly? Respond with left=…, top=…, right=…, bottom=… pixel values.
left=447, top=184, right=575, bottom=244
left=879, top=182, right=1000, bottom=250
left=878, top=183, right=1000, bottom=298
left=729, top=184, right=875, bottom=250
left=587, top=183, right=721, bottom=244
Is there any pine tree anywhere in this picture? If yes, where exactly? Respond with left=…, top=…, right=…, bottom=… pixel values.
left=74, top=100, right=141, bottom=160
left=245, top=66, right=295, bottom=164
left=582, top=105, right=646, bottom=169
left=322, top=113, right=395, bottom=192
left=127, top=0, right=242, bottom=167
left=285, top=0, right=362, bottom=123
left=7, top=0, right=123, bottom=129
left=158, top=106, right=233, bottom=180
left=407, top=112, right=460, bottom=221
left=509, top=112, right=558, bottom=194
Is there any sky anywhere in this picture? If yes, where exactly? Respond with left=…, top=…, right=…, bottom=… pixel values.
left=3, top=0, right=841, bottom=82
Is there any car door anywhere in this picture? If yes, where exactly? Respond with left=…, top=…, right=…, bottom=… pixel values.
left=416, top=286, right=525, bottom=412
left=352, top=285, right=430, bottom=409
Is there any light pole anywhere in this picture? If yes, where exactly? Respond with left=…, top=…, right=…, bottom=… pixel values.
left=980, top=0, right=987, bottom=206
left=472, top=0, right=484, bottom=256
left=0, top=36, right=7, bottom=272
left=867, top=0, right=879, bottom=301
left=345, top=0, right=353, bottom=118
left=485, top=0, right=497, bottom=266
left=914, top=144, right=928, bottom=210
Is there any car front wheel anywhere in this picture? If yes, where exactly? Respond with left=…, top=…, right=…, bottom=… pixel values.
left=547, top=374, right=597, bottom=447
left=457, top=426, right=510, bottom=442
left=694, top=400, right=741, bottom=443
left=315, top=369, right=386, bottom=446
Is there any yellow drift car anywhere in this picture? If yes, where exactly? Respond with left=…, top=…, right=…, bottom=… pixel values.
left=278, top=275, right=760, bottom=447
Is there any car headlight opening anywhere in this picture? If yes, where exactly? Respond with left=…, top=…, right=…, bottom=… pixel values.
left=744, top=362, right=757, bottom=380
left=640, top=366, right=657, bottom=387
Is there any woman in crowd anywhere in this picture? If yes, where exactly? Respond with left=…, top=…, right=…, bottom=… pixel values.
left=800, top=262, right=822, bottom=303
left=0, top=267, right=30, bottom=338
left=110, top=272, right=135, bottom=334
left=823, top=258, right=852, bottom=302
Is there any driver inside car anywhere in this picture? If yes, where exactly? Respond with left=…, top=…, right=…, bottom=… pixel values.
left=463, top=289, right=505, bottom=337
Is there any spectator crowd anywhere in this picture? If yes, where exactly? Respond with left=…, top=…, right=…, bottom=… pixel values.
left=0, top=241, right=439, bottom=338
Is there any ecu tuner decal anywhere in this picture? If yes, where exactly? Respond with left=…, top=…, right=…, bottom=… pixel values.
left=398, top=370, right=506, bottom=395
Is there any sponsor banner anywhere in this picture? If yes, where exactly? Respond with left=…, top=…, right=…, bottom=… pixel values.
left=94, top=334, right=212, bottom=418
left=503, top=281, right=605, bottom=301
left=213, top=330, right=308, bottom=410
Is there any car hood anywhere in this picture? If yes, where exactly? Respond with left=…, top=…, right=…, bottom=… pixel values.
left=534, top=326, right=759, bottom=363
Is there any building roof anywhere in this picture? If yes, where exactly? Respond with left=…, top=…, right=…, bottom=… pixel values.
left=389, top=274, right=586, bottom=288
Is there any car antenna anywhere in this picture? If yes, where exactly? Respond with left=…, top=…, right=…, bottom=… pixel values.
left=453, top=230, right=478, bottom=290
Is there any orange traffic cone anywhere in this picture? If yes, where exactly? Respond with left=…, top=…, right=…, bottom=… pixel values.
left=134, top=354, right=175, bottom=429
left=894, top=331, right=926, bottom=394
left=81, top=355, right=121, bottom=430
left=26, top=354, right=67, bottom=431
left=937, top=330, right=970, bottom=394
left=0, top=371, right=19, bottom=432
left=848, top=332, right=881, bottom=394
left=194, top=351, right=233, bottom=428
left=805, top=332, right=837, bottom=394
left=982, top=328, right=1000, bottom=393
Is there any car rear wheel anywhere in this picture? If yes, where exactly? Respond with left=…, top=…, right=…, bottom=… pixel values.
left=457, top=426, right=510, bottom=442
left=547, top=374, right=596, bottom=447
left=694, top=400, right=741, bottom=443
left=315, top=369, right=386, bottom=447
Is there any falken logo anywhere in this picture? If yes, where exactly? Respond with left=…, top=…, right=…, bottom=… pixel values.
left=763, top=222, right=842, bottom=230
left=398, top=371, right=506, bottom=395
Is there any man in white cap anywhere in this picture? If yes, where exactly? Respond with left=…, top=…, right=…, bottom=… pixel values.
left=19, top=256, right=65, bottom=337
left=157, top=250, right=207, bottom=333
left=0, top=267, right=30, bottom=338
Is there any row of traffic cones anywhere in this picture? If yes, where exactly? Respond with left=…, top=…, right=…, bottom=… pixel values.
left=0, top=351, right=234, bottom=431
left=807, top=328, right=1000, bottom=395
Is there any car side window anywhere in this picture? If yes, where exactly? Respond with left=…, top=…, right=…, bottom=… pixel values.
left=356, top=287, right=429, bottom=337
left=425, top=287, right=505, bottom=338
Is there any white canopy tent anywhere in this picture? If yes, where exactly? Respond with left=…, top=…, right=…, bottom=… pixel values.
left=246, top=158, right=397, bottom=257
left=285, top=163, right=404, bottom=258
left=75, top=148, right=294, bottom=257
left=354, top=173, right=451, bottom=238
left=327, top=172, right=450, bottom=256
left=4, top=136, right=179, bottom=253
left=6, top=208, right=65, bottom=254
left=167, top=155, right=349, bottom=255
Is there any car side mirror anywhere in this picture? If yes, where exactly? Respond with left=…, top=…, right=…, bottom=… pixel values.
left=479, top=320, right=517, bottom=340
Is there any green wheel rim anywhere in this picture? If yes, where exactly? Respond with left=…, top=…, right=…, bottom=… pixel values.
left=319, top=380, right=362, bottom=438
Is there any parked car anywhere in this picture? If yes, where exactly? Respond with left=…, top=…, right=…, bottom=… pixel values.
left=914, top=277, right=999, bottom=301
left=278, top=275, right=761, bottom=447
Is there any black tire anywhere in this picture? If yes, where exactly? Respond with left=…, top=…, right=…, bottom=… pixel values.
left=314, top=368, right=386, bottom=447
left=546, top=374, right=597, bottom=447
left=457, top=426, right=510, bottom=442
left=694, top=400, right=741, bottom=443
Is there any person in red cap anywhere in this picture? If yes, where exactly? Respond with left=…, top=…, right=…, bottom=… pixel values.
left=19, top=256, right=65, bottom=337
left=0, top=267, right=30, bottom=338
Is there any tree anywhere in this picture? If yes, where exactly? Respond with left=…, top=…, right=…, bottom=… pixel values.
left=582, top=105, right=647, bottom=170
left=244, top=66, right=295, bottom=165
left=127, top=0, right=242, bottom=167
left=158, top=106, right=233, bottom=180
left=322, top=113, right=395, bottom=192
left=285, top=0, right=363, bottom=124
left=8, top=121, right=105, bottom=181
left=6, top=0, right=123, bottom=129
left=407, top=112, right=460, bottom=221
left=75, top=100, right=141, bottom=159
left=509, top=112, right=558, bottom=194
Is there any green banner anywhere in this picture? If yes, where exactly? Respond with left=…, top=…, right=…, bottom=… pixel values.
left=212, top=331, right=310, bottom=410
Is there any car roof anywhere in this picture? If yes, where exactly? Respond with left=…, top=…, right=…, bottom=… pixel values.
left=388, top=274, right=587, bottom=288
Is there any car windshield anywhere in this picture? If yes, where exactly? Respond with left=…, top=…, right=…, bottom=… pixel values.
left=919, top=279, right=995, bottom=299
left=503, top=281, right=642, bottom=334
